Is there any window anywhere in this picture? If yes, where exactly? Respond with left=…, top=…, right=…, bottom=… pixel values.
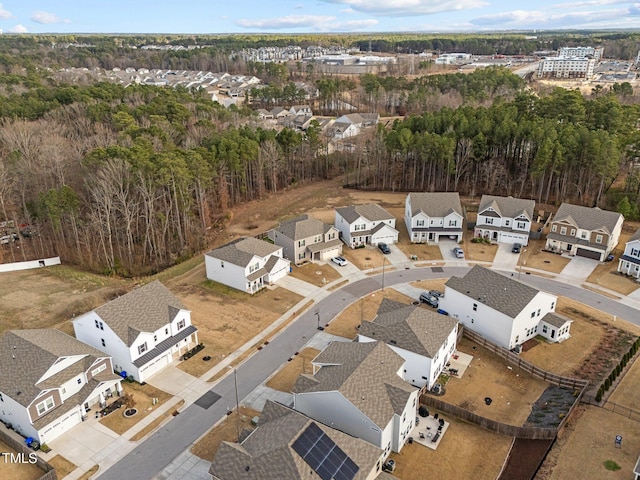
left=249, top=262, right=259, bottom=273
left=595, top=234, right=603, bottom=244
left=537, top=309, right=541, bottom=317
left=531, top=311, right=536, bottom=318
left=552, top=225, right=557, bottom=232
left=298, top=239, right=305, bottom=247
left=177, top=319, right=186, bottom=330
left=543, top=325, right=548, bottom=333
left=165, top=328, right=169, bottom=335
left=416, top=220, right=424, bottom=227
left=153, top=334, right=158, bottom=342
left=485, top=218, right=493, bottom=225
left=631, top=248, right=640, bottom=257
left=551, top=302, right=555, bottom=310
left=220, top=261, right=224, bottom=268
left=473, top=303, right=477, bottom=311
left=138, top=343, right=148, bottom=355
left=560, top=227, right=567, bottom=235
left=570, top=229, right=576, bottom=236
left=101, top=338, right=106, bottom=347
left=449, top=220, right=457, bottom=226
left=581, top=231, right=587, bottom=239
left=313, top=235, right=322, bottom=243
left=0, top=393, right=3, bottom=402
left=505, top=220, right=510, bottom=226
left=94, top=320, right=104, bottom=330
left=77, top=378, right=82, bottom=384
left=36, top=397, right=55, bottom=415
left=298, top=253, right=305, bottom=259
left=92, top=364, right=107, bottom=376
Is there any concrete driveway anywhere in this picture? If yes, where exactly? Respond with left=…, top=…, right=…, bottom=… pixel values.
left=383, top=244, right=411, bottom=266
left=555, top=256, right=599, bottom=283
left=275, top=275, right=318, bottom=297
left=147, top=365, right=210, bottom=406
left=438, top=241, right=468, bottom=266
left=492, top=243, right=521, bottom=271
left=326, top=258, right=365, bottom=279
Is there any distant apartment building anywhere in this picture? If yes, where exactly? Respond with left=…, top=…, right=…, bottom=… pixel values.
left=537, top=56, right=596, bottom=79
left=558, top=46, right=604, bottom=61
left=435, top=53, right=472, bottom=65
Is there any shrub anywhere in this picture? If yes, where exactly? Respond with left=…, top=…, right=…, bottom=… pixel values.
left=603, top=460, right=621, bottom=471
left=595, top=389, right=602, bottom=402
left=604, top=378, right=611, bottom=390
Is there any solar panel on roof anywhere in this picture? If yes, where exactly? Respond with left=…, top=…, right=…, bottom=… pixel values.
left=291, top=423, right=360, bottom=480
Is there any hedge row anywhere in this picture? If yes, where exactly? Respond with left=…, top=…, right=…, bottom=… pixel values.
left=595, top=338, right=639, bottom=402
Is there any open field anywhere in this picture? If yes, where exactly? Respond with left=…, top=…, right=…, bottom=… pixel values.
left=446, top=338, right=550, bottom=426
left=191, top=406, right=260, bottom=461
left=389, top=413, right=512, bottom=480
left=100, top=382, right=172, bottom=435
left=266, top=347, right=320, bottom=393
left=324, top=289, right=415, bottom=339
left=536, top=406, right=640, bottom=480
left=0, top=440, right=45, bottom=480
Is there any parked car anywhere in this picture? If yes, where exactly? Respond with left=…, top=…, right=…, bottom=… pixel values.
left=604, top=254, right=614, bottom=262
left=331, top=256, right=348, bottom=266
left=453, top=247, right=464, bottom=258
left=419, top=292, right=439, bottom=308
left=512, top=243, right=522, bottom=254
left=377, top=242, right=391, bottom=254
left=429, top=289, right=443, bottom=298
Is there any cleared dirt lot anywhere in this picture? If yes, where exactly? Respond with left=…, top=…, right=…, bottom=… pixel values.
left=289, top=262, right=341, bottom=286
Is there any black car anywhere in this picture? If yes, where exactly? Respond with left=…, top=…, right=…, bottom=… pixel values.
left=419, top=292, right=439, bottom=308
left=377, top=242, right=391, bottom=254
left=512, top=243, right=522, bottom=254
left=429, top=289, right=443, bottom=298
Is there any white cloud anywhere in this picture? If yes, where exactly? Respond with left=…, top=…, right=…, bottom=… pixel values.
left=31, top=11, right=70, bottom=24
left=318, top=0, right=487, bottom=16
left=236, top=14, right=377, bottom=31
left=0, top=3, right=12, bottom=20
left=8, top=24, right=28, bottom=33
left=295, top=3, right=304, bottom=8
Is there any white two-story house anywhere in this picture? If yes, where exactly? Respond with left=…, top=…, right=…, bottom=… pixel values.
left=618, top=228, right=640, bottom=279
left=0, top=329, right=122, bottom=444
left=269, top=214, right=342, bottom=265
left=210, top=400, right=386, bottom=480
left=335, top=204, right=398, bottom=248
left=440, top=266, right=571, bottom=350
left=293, top=341, right=419, bottom=455
left=358, top=299, right=458, bottom=390
left=474, top=195, right=536, bottom=245
left=405, top=192, right=463, bottom=243
left=205, top=237, right=290, bottom=294
left=546, top=203, right=623, bottom=261
left=73, top=281, right=198, bottom=383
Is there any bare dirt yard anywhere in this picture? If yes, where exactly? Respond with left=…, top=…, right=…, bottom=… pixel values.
left=0, top=440, right=45, bottom=480
left=99, top=382, right=172, bottom=435
left=340, top=245, right=387, bottom=270
left=536, top=405, right=640, bottom=480
left=520, top=239, right=571, bottom=274
left=587, top=264, right=640, bottom=295
left=266, top=347, right=320, bottom=393
left=461, top=230, right=499, bottom=263
left=191, top=406, right=260, bottom=461
left=607, top=354, right=640, bottom=412
left=289, top=262, right=341, bottom=286
left=324, top=289, right=415, bottom=339
left=445, top=338, right=550, bottom=426
left=48, top=454, right=76, bottom=478
left=389, top=413, right=512, bottom=480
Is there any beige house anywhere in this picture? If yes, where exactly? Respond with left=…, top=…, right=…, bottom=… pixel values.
left=545, top=203, right=623, bottom=261
left=269, top=214, right=342, bottom=265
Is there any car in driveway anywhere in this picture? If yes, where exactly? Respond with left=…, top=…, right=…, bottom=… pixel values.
left=419, top=292, right=439, bottom=308
left=512, top=243, right=522, bottom=254
left=377, top=242, right=391, bottom=254
left=453, top=247, right=464, bottom=258
left=429, top=289, right=443, bottom=298
left=331, top=256, right=348, bottom=266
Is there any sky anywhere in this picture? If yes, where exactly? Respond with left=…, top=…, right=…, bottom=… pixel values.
left=1, top=0, right=640, bottom=34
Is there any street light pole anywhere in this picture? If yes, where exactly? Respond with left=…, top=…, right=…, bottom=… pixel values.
left=518, top=249, right=527, bottom=281
left=316, top=311, right=324, bottom=330
left=233, top=368, right=240, bottom=442
left=381, top=257, right=386, bottom=291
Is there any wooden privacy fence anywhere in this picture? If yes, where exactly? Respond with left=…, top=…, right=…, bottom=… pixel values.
left=0, top=427, right=57, bottom=480
left=581, top=395, right=640, bottom=422
left=462, top=329, right=589, bottom=390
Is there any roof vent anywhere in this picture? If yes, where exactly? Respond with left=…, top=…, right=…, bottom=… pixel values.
left=245, top=466, right=250, bottom=472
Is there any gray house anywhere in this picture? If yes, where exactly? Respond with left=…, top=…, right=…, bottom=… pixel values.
left=269, top=214, right=342, bottom=265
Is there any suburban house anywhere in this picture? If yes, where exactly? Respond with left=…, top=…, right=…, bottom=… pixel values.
left=545, top=203, right=623, bottom=261
left=618, top=228, right=640, bottom=279
left=0, top=329, right=122, bottom=444
left=405, top=192, right=464, bottom=243
left=289, top=105, right=313, bottom=116
left=205, top=237, right=290, bottom=294
left=270, top=107, right=291, bottom=119
left=474, top=195, right=536, bottom=245
left=209, top=400, right=387, bottom=480
left=269, top=214, right=342, bottom=265
left=335, top=204, right=399, bottom=248
left=73, top=281, right=198, bottom=383
left=292, top=341, right=419, bottom=455
left=256, top=109, right=274, bottom=120
left=358, top=299, right=458, bottom=390
left=440, top=266, right=571, bottom=350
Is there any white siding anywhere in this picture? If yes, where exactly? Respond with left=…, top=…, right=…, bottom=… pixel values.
left=205, top=254, right=252, bottom=292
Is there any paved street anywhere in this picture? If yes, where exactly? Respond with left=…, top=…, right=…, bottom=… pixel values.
left=95, top=265, right=640, bottom=480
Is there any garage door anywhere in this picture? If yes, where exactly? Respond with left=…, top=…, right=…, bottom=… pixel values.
left=40, top=408, right=81, bottom=443
left=576, top=248, right=601, bottom=260
left=321, top=247, right=341, bottom=261
left=141, top=352, right=170, bottom=381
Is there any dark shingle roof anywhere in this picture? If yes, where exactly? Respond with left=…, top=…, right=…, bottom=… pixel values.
left=541, top=312, right=571, bottom=328
left=552, top=203, right=622, bottom=234
left=209, top=400, right=381, bottom=480
left=445, top=266, right=544, bottom=318
left=206, top=237, right=281, bottom=267
left=408, top=192, right=462, bottom=218
left=294, top=341, right=415, bottom=428
left=95, top=280, right=186, bottom=347
left=359, top=299, right=458, bottom=358
left=335, top=204, right=394, bottom=224
left=0, top=329, right=107, bottom=406
left=274, top=214, right=333, bottom=241
left=629, top=228, right=640, bottom=243
left=478, top=195, right=535, bottom=221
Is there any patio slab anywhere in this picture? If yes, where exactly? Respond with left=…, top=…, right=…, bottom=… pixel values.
left=445, top=350, right=473, bottom=378
left=410, top=414, right=450, bottom=450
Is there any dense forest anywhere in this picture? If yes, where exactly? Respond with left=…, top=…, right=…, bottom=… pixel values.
left=0, top=34, right=639, bottom=276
